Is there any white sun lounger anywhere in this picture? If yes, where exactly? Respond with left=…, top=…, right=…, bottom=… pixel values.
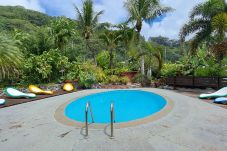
left=199, top=87, right=227, bottom=99
left=4, top=87, right=36, bottom=99
left=0, top=99, right=6, bottom=105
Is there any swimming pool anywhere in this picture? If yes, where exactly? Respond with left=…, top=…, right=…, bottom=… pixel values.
left=65, top=90, right=167, bottom=124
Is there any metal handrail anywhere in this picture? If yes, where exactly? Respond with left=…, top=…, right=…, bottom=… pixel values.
left=110, top=102, right=115, bottom=138
left=85, top=102, right=94, bottom=137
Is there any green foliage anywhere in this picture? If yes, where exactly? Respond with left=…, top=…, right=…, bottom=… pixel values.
left=66, top=63, right=107, bottom=87
left=160, top=63, right=183, bottom=77
left=194, top=59, right=225, bottom=76
left=0, top=6, right=52, bottom=32
left=180, top=0, right=227, bottom=52
left=96, top=51, right=110, bottom=70
left=108, top=75, right=120, bottom=84
left=1, top=4, right=226, bottom=89
left=78, top=71, right=97, bottom=88
left=0, top=33, right=23, bottom=80
left=212, top=12, right=227, bottom=42
left=50, top=17, right=75, bottom=50
left=75, top=0, right=104, bottom=40
left=22, top=49, right=71, bottom=83
left=119, top=76, right=130, bottom=84
left=14, top=28, right=55, bottom=56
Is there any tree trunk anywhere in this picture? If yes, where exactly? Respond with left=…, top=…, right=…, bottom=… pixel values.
left=141, top=55, right=145, bottom=75
left=147, top=67, right=152, bottom=78
left=109, top=48, right=113, bottom=69
left=86, top=39, right=97, bottom=65
left=136, top=23, right=145, bottom=76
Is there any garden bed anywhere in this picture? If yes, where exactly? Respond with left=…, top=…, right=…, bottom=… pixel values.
left=0, top=89, right=77, bottom=108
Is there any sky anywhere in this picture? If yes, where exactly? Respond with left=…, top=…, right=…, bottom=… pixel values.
left=0, top=0, right=207, bottom=40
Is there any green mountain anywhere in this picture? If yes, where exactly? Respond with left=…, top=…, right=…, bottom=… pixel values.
left=0, top=6, right=53, bottom=32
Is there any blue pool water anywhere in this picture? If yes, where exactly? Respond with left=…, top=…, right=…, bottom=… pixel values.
left=65, top=90, right=167, bottom=124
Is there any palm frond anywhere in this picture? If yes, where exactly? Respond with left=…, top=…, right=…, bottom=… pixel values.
left=92, top=10, right=104, bottom=27
left=0, top=34, right=23, bottom=80
left=180, top=19, right=210, bottom=42
left=190, top=4, right=204, bottom=20
left=190, top=27, right=213, bottom=53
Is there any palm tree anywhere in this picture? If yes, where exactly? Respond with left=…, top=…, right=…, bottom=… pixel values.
left=124, top=0, right=173, bottom=75
left=146, top=43, right=164, bottom=77
left=50, top=17, right=74, bottom=50
left=180, top=0, right=226, bottom=53
left=212, top=12, right=227, bottom=43
left=115, top=23, right=135, bottom=49
left=75, top=0, right=104, bottom=64
left=0, top=34, right=23, bottom=80
left=99, top=30, right=122, bottom=69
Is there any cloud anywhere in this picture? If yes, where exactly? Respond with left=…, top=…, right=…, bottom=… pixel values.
left=0, top=0, right=45, bottom=12
left=0, top=0, right=209, bottom=40
left=141, top=0, right=207, bottom=40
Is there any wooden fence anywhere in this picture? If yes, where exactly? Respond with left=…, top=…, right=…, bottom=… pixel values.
left=164, top=76, right=227, bottom=89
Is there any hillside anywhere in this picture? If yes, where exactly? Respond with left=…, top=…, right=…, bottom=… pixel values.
left=0, top=6, right=53, bottom=32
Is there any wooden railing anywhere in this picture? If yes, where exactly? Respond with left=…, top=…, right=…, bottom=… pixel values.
left=164, top=76, right=227, bottom=89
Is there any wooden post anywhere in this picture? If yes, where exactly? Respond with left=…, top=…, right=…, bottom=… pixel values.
left=217, top=77, right=221, bottom=89
left=192, top=76, right=195, bottom=88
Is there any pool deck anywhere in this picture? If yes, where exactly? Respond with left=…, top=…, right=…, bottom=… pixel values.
left=0, top=88, right=227, bottom=151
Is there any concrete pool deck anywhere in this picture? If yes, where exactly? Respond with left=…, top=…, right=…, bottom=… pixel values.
left=0, top=88, right=227, bottom=151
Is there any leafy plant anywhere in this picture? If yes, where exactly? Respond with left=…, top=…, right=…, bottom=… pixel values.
left=160, top=63, right=183, bottom=77
left=120, top=76, right=130, bottom=84
left=22, top=49, right=71, bottom=83
left=0, top=33, right=23, bottom=81
left=180, top=0, right=227, bottom=53
left=96, top=51, right=110, bottom=70
left=108, top=75, right=120, bottom=84
left=78, top=71, right=97, bottom=88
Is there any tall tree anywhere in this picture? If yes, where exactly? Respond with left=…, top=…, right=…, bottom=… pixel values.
left=180, top=0, right=227, bottom=53
left=212, top=12, right=227, bottom=43
left=75, top=0, right=104, bottom=64
left=50, top=17, right=74, bottom=50
left=124, top=0, right=173, bottom=75
left=100, top=30, right=122, bottom=69
left=146, top=43, right=164, bottom=77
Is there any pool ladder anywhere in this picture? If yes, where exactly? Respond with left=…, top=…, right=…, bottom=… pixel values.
left=110, top=103, right=115, bottom=138
left=85, top=102, right=94, bottom=137
left=85, top=102, right=115, bottom=138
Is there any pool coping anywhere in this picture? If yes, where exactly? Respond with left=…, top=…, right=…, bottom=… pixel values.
left=54, top=89, right=174, bottom=129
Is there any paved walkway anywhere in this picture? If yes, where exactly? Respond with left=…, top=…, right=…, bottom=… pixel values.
left=0, top=88, right=227, bottom=151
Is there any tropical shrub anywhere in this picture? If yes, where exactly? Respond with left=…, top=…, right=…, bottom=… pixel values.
left=119, top=76, right=130, bottom=84
left=160, top=63, right=183, bottom=77
left=107, top=75, right=120, bottom=84
left=96, top=51, right=110, bottom=70
left=65, top=63, right=107, bottom=87
left=78, top=71, right=97, bottom=88
left=194, top=59, right=226, bottom=76
left=22, top=49, right=71, bottom=83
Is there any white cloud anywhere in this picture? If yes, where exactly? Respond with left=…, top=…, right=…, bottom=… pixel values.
left=93, top=0, right=128, bottom=24
left=0, top=0, right=45, bottom=12
left=141, top=0, right=207, bottom=40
